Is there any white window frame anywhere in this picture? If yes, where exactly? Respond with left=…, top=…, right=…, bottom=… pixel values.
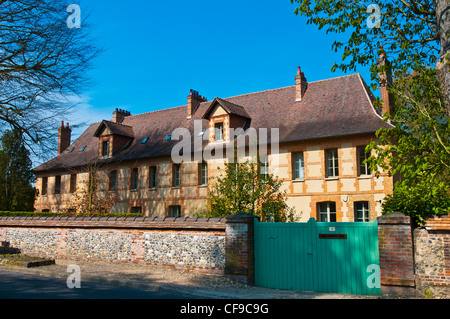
left=318, top=202, right=336, bottom=222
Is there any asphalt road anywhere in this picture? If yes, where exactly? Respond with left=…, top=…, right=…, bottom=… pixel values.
left=0, top=270, right=197, bottom=299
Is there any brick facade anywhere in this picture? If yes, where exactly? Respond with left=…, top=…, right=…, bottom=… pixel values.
left=377, top=212, right=415, bottom=293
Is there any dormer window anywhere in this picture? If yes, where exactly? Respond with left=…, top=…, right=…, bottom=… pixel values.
left=201, top=97, right=251, bottom=144
left=215, top=123, right=223, bottom=141
left=102, top=140, right=109, bottom=157
left=93, top=120, right=134, bottom=158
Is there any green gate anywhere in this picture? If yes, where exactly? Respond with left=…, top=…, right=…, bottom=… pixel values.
left=254, top=218, right=381, bottom=296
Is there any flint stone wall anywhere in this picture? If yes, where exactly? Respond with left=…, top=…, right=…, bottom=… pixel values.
left=0, top=216, right=227, bottom=273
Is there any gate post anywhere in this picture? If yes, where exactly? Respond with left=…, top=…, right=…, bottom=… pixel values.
left=225, top=213, right=259, bottom=285
left=377, top=212, right=416, bottom=296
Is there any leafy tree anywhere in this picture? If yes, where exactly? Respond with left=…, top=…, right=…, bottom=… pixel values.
left=0, top=0, right=101, bottom=156
left=201, top=158, right=296, bottom=222
left=291, top=0, right=449, bottom=224
left=367, top=67, right=450, bottom=225
left=0, top=129, right=36, bottom=211
left=291, top=0, right=449, bottom=110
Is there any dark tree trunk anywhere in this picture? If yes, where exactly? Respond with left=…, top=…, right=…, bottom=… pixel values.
left=435, top=0, right=450, bottom=115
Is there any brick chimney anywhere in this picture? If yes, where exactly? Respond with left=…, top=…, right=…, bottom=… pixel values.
left=295, top=66, right=307, bottom=102
left=377, top=47, right=393, bottom=117
left=187, top=89, right=207, bottom=118
left=112, top=108, right=131, bottom=124
left=57, top=121, right=71, bottom=155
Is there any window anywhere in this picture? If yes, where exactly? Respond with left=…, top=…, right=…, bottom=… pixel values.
left=68, top=147, right=75, bottom=153
left=199, top=162, right=208, bottom=185
left=41, top=177, right=48, bottom=195
left=354, top=201, right=370, bottom=222
left=131, top=168, right=139, bottom=190
left=131, top=206, right=142, bottom=214
left=79, top=145, right=86, bottom=152
left=109, top=170, right=117, bottom=191
left=326, top=149, right=339, bottom=177
left=357, top=146, right=372, bottom=176
left=292, top=152, right=305, bottom=180
left=70, top=174, right=77, bottom=193
left=102, top=140, right=109, bottom=157
left=173, top=164, right=181, bottom=187
left=54, top=175, right=61, bottom=194
left=215, top=122, right=223, bottom=141
left=318, top=202, right=336, bottom=222
left=149, top=166, right=157, bottom=188
left=141, top=137, right=149, bottom=144
left=169, top=205, right=181, bottom=217
left=260, top=156, right=269, bottom=179
left=165, top=134, right=172, bottom=141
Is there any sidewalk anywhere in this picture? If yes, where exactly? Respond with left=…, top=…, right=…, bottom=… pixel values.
left=0, top=258, right=379, bottom=299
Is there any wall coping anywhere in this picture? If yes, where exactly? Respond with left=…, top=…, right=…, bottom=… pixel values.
left=422, top=214, right=450, bottom=231
left=377, top=212, right=411, bottom=225
left=0, top=216, right=226, bottom=231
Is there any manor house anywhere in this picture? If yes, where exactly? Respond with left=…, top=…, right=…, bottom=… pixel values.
left=33, top=59, right=394, bottom=222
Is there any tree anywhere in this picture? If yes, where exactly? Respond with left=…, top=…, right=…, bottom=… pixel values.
left=0, top=0, right=101, bottom=156
left=291, top=0, right=449, bottom=112
left=291, top=0, right=449, bottom=224
left=63, top=159, right=119, bottom=216
left=368, top=67, right=450, bottom=225
left=0, top=129, right=36, bottom=211
left=201, top=158, right=296, bottom=222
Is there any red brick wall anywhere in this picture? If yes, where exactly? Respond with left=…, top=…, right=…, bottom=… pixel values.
left=377, top=212, right=415, bottom=288
left=225, top=213, right=258, bottom=284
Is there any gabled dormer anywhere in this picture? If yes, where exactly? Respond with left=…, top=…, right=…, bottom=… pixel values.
left=94, top=120, right=134, bottom=157
left=202, top=98, right=251, bottom=143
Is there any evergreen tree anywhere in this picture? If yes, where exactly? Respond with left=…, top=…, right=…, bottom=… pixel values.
left=0, top=129, right=36, bottom=211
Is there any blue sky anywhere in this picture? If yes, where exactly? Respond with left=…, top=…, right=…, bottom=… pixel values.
left=69, top=0, right=375, bottom=137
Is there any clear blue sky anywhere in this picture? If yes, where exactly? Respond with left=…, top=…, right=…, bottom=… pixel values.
left=70, top=0, right=375, bottom=136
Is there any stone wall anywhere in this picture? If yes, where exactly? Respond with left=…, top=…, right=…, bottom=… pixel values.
left=0, top=216, right=227, bottom=274
left=414, top=215, right=450, bottom=297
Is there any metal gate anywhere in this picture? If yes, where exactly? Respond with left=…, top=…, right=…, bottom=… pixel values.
left=254, top=218, right=381, bottom=296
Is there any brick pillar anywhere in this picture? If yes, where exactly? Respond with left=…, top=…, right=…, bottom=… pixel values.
left=225, top=213, right=258, bottom=285
left=377, top=212, right=415, bottom=295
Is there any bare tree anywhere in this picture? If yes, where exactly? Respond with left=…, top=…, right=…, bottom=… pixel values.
left=0, top=0, right=101, bottom=157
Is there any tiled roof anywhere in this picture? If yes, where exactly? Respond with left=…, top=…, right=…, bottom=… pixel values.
left=202, top=97, right=251, bottom=119
left=94, top=120, right=134, bottom=138
left=33, top=73, right=391, bottom=173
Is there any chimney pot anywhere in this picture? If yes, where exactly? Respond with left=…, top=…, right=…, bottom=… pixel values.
left=295, top=66, right=307, bottom=102
left=187, top=89, right=206, bottom=118
left=58, top=121, right=71, bottom=155
left=113, top=108, right=131, bottom=124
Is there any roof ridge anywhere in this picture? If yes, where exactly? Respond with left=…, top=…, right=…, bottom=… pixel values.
left=126, top=104, right=186, bottom=119
left=103, top=119, right=133, bottom=128
left=217, top=97, right=246, bottom=109
left=223, top=73, right=360, bottom=100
